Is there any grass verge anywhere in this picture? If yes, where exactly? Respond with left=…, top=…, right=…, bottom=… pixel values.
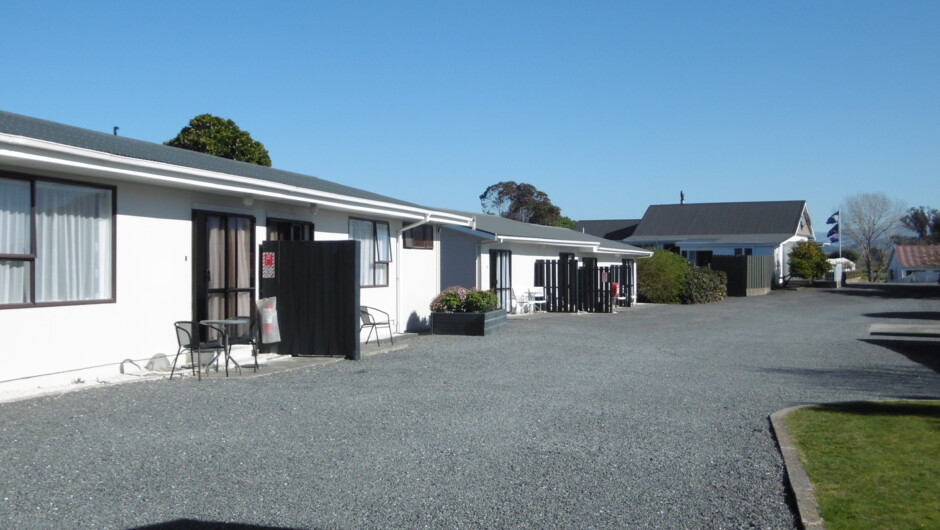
left=784, top=401, right=940, bottom=530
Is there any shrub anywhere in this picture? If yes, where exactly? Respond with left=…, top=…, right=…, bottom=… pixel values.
left=637, top=249, right=690, bottom=304
left=430, top=286, right=497, bottom=313
left=789, top=241, right=832, bottom=285
left=464, top=290, right=499, bottom=313
left=682, top=266, right=727, bottom=304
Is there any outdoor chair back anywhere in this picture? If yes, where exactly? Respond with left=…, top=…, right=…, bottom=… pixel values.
left=359, top=306, right=394, bottom=346
left=171, top=321, right=225, bottom=381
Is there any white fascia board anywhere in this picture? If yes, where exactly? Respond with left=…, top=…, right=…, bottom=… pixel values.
left=0, top=134, right=474, bottom=226
left=495, top=235, right=600, bottom=249
left=595, top=247, right=654, bottom=257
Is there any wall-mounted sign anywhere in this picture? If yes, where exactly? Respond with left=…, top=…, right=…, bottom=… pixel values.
left=262, top=252, right=276, bottom=279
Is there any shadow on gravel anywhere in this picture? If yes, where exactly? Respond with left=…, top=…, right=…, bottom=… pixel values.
left=760, top=365, right=938, bottom=394
left=132, top=520, right=303, bottom=530
left=825, top=283, right=940, bottom=299
left=805, top=400, right=940, bottom=418
left=861, top=338, right=940, bottom=373
left=864, top=311, right=940, bottom=321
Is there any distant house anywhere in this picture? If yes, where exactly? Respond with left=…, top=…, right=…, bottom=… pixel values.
left=441, top=212, right=652, bottom=309
left=887, top=244, right=940, bottom=283
left=624, top=200, right=815, bottom=286
left=573, top=219, right=642, bottom=241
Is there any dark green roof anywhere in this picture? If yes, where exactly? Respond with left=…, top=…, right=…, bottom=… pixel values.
left=446, top=210, right=650, bottom=254
left=626, top=201, right=808, bottom=245
left=574, top=219, right=642, bottom=240
left=0, top=109, right=429, bottom=210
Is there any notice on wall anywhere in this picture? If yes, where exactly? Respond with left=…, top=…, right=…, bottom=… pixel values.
left=262, top=252, right=276, bottom=279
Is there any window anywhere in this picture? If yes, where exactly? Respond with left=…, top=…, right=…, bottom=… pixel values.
left=349, top=218, right=391, bottom=287
left=267, top=218, right=314, bottom=241
left=403, top=225, right=433, bottom=249
left=1, top=175, right=114, bottom=307
left=734, top=248, right=753, bottom=256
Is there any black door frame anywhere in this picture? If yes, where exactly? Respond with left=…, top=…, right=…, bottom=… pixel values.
left=489, top=249, right=512, bottom=311
left=192, top=210, right=256, bottom=324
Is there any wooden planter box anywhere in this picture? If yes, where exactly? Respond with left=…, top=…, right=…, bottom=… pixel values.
left=431, top=310, right=507, bottom=336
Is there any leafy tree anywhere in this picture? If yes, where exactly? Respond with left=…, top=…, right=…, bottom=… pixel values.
left=479, top=181, right=569, bottom=227
left=556, top=215, right=577, bottom=229
left=788, top=241, right=832, bottom=285
left=841, top=193, right=904, bottom=281
left=898, top=206, right=940, bottom=243
left=166, top=114, right=272, bottom=166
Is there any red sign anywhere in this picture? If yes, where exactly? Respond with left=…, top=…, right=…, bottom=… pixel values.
left=262, top=252, right=276, bottom=279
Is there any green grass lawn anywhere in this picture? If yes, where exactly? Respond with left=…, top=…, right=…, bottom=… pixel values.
left=785, top=401, right=940, bottom=530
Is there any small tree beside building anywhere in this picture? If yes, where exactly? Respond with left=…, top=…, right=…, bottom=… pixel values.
left=788, top=241, right=832, bottom=285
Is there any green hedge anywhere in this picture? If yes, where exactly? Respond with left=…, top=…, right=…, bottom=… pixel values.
left=681, top=266, right=727, bottom=304
left=637, top=249, right=728, bottom=304
left=637, top=249, right=689, bottom=304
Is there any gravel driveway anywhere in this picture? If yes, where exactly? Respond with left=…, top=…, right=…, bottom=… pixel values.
left=2, top=285, right=938, bottom=529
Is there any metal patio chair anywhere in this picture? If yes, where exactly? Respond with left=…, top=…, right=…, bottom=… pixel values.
left=360, top=306, right=394, bottom=346
left=171, top=321, right=225, bottom=381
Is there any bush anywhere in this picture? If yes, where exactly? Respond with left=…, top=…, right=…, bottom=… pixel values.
left=637, top=249, right=690, bottom=304
left=682, top=266, right=727, bottom=304
left=789, top=241, right=832, bottom=285
left=430, top=286, right=498, bottom=313
left=464, top=290, right=499, bottom=313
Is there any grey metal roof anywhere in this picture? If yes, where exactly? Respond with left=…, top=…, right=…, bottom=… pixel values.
left=0, top=110, right=429, bottom=210
left=446, top=210, right=650, bottom=254
left=626, top=201, right=807, bottom=245
left=574, top=219, right=642, bottom=240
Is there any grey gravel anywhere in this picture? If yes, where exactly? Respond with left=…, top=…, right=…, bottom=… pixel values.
left=2, top=285, right=938, bottom=529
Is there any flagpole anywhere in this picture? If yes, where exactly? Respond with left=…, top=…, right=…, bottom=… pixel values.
left=838, top=210, right=842, bottom=260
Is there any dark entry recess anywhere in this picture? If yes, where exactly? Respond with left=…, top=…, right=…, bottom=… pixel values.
left=259, top=240, right=361, bottom=360
left=489, top=249, right=512, bottom=311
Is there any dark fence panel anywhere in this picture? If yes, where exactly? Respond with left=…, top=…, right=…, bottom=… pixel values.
left=711, top=255, right=773, bottom=297
left=578, top=266, right=613, bottom=313
left=259, top=240, right=361, bottom=359
left=536, top=260, right=627, bottom=313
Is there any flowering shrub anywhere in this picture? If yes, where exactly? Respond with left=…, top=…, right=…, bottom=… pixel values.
left=430, top=286, right=498, bottom=313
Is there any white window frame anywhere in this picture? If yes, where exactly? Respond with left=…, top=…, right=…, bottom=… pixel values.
left=349, top=218, right=392, bottom=287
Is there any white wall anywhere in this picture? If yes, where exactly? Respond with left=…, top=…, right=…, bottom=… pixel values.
left=2, top=173, right=442, bottom=382
left=398, top=226, right=441, bottom=332
left=2, top=178, right=194, bottom=382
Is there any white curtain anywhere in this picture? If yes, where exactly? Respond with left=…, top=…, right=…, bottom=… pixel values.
left=497, top=251, right=512, bottom=310
left=0, top=178, right=31, bottom=303
left=207, top=215, right=225, bottom=322
left=232, top=216, right=252, bottom=316
left=350, top=219, right=376, bottom=286
left=34, top=181, right=112, bottom=303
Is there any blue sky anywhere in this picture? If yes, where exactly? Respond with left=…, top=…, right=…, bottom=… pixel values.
left=2, top=1, right=937, bottom=235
